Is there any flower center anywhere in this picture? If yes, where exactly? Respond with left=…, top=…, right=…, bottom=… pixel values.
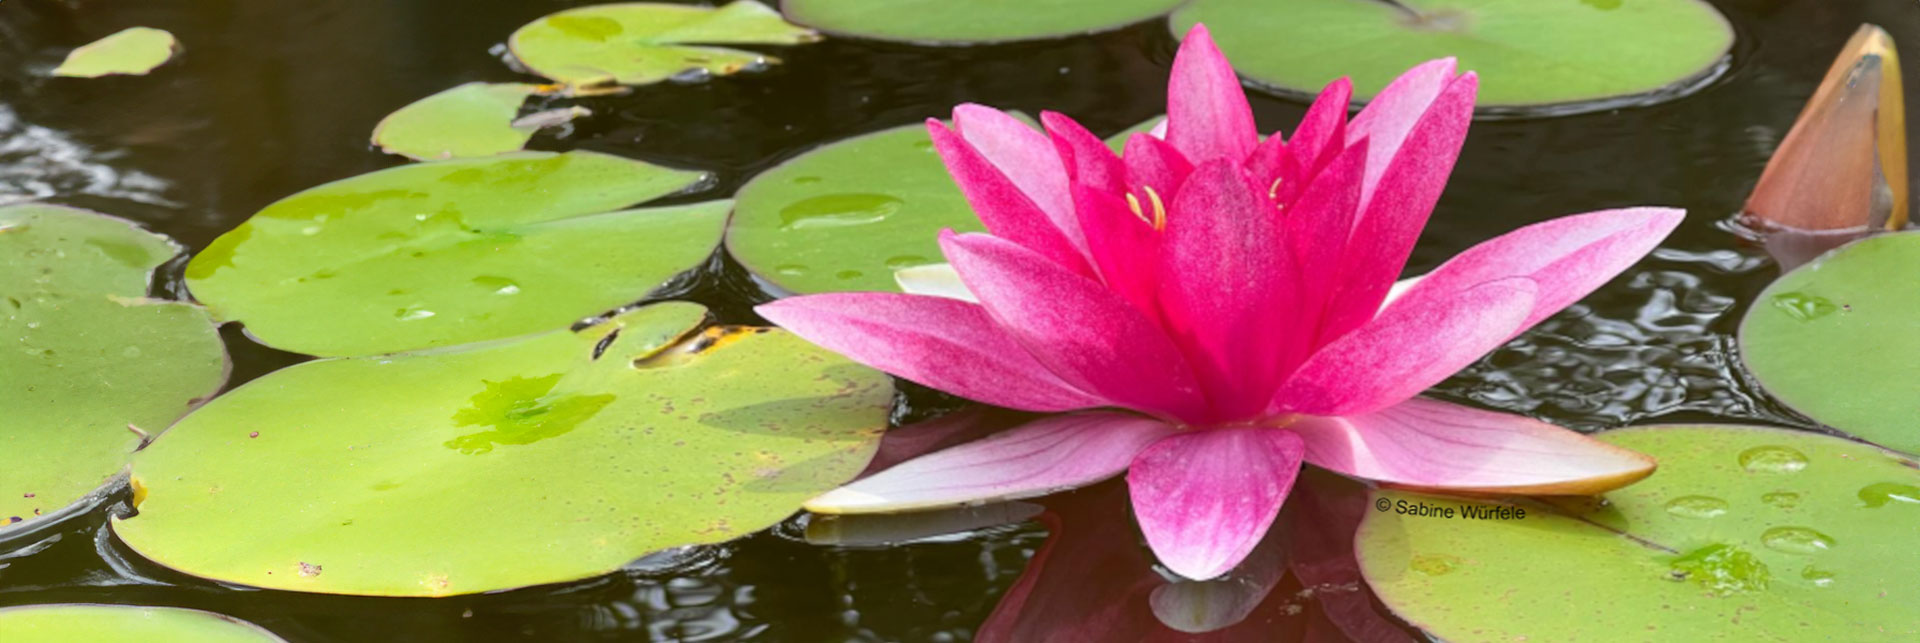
left=1124, top=185, right=1168, bottom=231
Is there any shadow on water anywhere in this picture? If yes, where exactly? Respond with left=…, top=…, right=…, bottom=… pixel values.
left=0, top=0, right=1916, bottom=639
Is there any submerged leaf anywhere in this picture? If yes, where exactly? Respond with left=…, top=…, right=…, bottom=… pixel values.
left=0, top=605, right=285, bottom=643
left=184, top=151, right=721, bottom=357
left=113, top=302, right=892, bottom=596
left=781, top=0, right=1186, bottom=45
left=1360, top=425, right=1920, bottom=641
left=52, top=27, right=181, bottom=78
left=0, top=204, right=226, bottom=535
left=508, top=1, right=819, bottom=88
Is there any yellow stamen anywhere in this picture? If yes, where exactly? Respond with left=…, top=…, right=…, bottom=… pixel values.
left=1143, top=185, right=1167, bottom=230
left=1268, top=176, right=1284, bottom=200
left=1124, top=192, right=1152, bottom=226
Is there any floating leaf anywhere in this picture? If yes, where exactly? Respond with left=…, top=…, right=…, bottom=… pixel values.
left=51, top=27, right=180, bottom=78
left=727, top=123, right=982, bottom=294
left=508, top=1, right=819, bottom=88
left=113, top=302, right=891, bottom=596
left=185, top=151, right=721, bottom=357
left=0, top=204, right=226, bottom=534
left=1359, top=425, right=1920, bottom=641
left=372, top=83, right=582, bottom=161
left=781, top=0, right=1186, bottom=45
left=1739, top=232, right=1920, bottom=452
left=1740, top=24, right=1907, bottom=269
left=0, top=605, right=285, bottom=642
left=1170, top=0, right=1734, bottom=110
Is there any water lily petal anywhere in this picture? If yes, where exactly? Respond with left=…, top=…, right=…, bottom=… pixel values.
left=927, top=120, right=1092, bottom=275
left=1347, top=58, right=1457, bottom=204
left=1275, top=77, right=1355, bottom=196
left=1122, top=131, right=1195, bottom=197
left=893, top=263, right=976, bottom=302
left=944, top=231, right=1209, bottom=420
left=757, top=292, right=1104, bottom=412
left=1276, top=277, right=1535, bottom=416
left=1073, top=183, right=1163, bottom=316
left=1128, top=428, right=1305, bottom=580
left=1399, top=208, right=1685, bottom=329
left=1041, top=111, right=1126, bottom=195
left=1284, top=140, right=1367, bottom=366
left=1158, top=160, right=1296, bottom=418
left=1289, top=397, right=1657, bottom=495
left=953, top=104, right=1083, bottom=252
left=805, top=412, right=1177, bottom=514
left=1167, top=24, right=1258, bottom=163
left=1322, top=71, right=1478, bottom=342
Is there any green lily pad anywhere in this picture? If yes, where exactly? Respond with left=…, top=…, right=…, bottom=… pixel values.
left=0, top=605, right=285, bottom=643
left=727, top=123, right=983, bottom=294
left=112, top=301, right=891, bottom=596
left=508, top=1, right=819, bottom=88
left=0, top=204, right=226, bottom=534
left=184, top=151, right=723, bottom=357
left=1359, top=425, right=1920, bottom=641
left=373, top=83, right=581, bottom=161
left=782, top=0, right=1187, bottom=45
left=1740, top=232, right=1920, bottom=453
left=1171, top=0, right=1734, bottom=109
left=52, top=27, right=181, bottom=78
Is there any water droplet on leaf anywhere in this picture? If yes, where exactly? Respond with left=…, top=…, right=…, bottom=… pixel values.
left=1761, top=526, right=1835, bottom=554
left=1664, top=495, right=1730, bottom=519
left=1739, top=445, right=1809, bottom=473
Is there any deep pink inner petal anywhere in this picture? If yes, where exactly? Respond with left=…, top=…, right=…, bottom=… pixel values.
left=928, top=120, right=1094, bottom=277
left=1166, top=24, right=1259, bottom=164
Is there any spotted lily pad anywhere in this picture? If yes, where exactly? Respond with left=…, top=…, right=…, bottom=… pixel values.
left=112, top=302, right=891, bottom=596
left=1359, top=425, right=1920, bottom=641
left=0, top=204, right=226, bottom=534
left=373, top=83, right=583, bottom=161
left=1740, top=232, right=1920, bottom=452
left=1171, top=0, right=1734, bottom=109
left=52, top=27, right=181, bottom=78
left=508, top=1, right=819, bottom=88
left=0, top=605, right=285, bottom=643
left=727, top=123, right=983, bottom=294
left=184, top=151, right=722, bottom=357
left=781, top=0, right=1186, bottom=45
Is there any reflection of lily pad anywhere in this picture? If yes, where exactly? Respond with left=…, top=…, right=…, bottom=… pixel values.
left=1171, top=0, right=1734, bottom=109
left=113, top=302, right=892, bottom=596
left=0, top=204, right=226, bottom=534
left=508, top=1, right=819, bottom=87
left=1740, top=232, right=1920, bottom=453
left=0, top=605, right=286, bottom=642
left=728, top=123, right=983, bottom=294
left=52, top=27, right=181, bottom=78
left=782, top=0, right=1186, bottom=45
left=372, top=83, right=568, bottom=161
left=185, top=151, right=723, bottom=357
left=1360, top=425, right=1920, bottom=641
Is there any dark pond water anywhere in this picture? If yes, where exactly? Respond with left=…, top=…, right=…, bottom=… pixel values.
left=0, top=0, right=1915, bottom=640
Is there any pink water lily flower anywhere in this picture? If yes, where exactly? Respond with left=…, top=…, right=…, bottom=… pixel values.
left=759, top=24, right=1680, bottom=580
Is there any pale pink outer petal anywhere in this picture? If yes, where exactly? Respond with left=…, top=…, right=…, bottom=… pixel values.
left=943, top=231, right=1211, bottom=422
left=927, top=120, right=1092, bottom=275
left=953, top=104, right=1084, bottom=252
left=1275, top=277, right=1537, bottom=416
left=1166, top=24, right=1259, bottom=163
left=756, top=293, right=1105, bottom=412
left=1289, top=397, right=1656, bottom=495
left=1347, top=58, right=1458, bottom=207
left=1320, top=72, right=1479, bottom=343
left=804, top=412, right=1178, bottom=514
left=1127, top=428, right=1305, bottom=580
left=1396, top=208, right=1686, bottom=329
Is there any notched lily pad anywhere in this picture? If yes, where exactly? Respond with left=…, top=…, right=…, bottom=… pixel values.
left=508, top=1, right=820, bottom=88
left=727, top=122, right=983, bottom=294
left=1172, top=0, right=1734, bottom=111
left=372, top=83, right=588, bottom=161
left=1739, top=231, right=1920, bottom=453
left=52, top=27, right=181, bottom=78
left=185, top=151, right=724, bottom=357
left=1359, top=425, right=1920, bottom=641
left=0, top=604, right=285, bottom=643
left=781, top=0, right=1186, bottom=45
left=112, top=301, right=892, bottom=596
left=0, top=204, right=227, bottom=536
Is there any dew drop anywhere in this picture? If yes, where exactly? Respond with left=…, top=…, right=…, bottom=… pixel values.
left=1409, top=553, right=1462, bottom=576
left=1769, top=291, right=1839, bottom=321
left=1761, top=526, right=1835, bottom=554
left=1761, top=491, right=1801, bottom=509
left=1664, top=495, right=1729, bottom=519
left=394, top=305, right=436, bottom=321
left=1739, top=445, right=1809, bottom=474
left=471, top=276, right=521, bottom=296
left=885, top=254, right=930, bottom=269
left=791, top=176, right=823, bottom=185
left=1800, top=565, right=1836, bottom=587
left=835, top=269, right=863, bottom=280
left=1857, top=482, right=1920, bottom=508
left=778, top=193, right=903, bottom=230
left=773, top=264, right=806, bottom=276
